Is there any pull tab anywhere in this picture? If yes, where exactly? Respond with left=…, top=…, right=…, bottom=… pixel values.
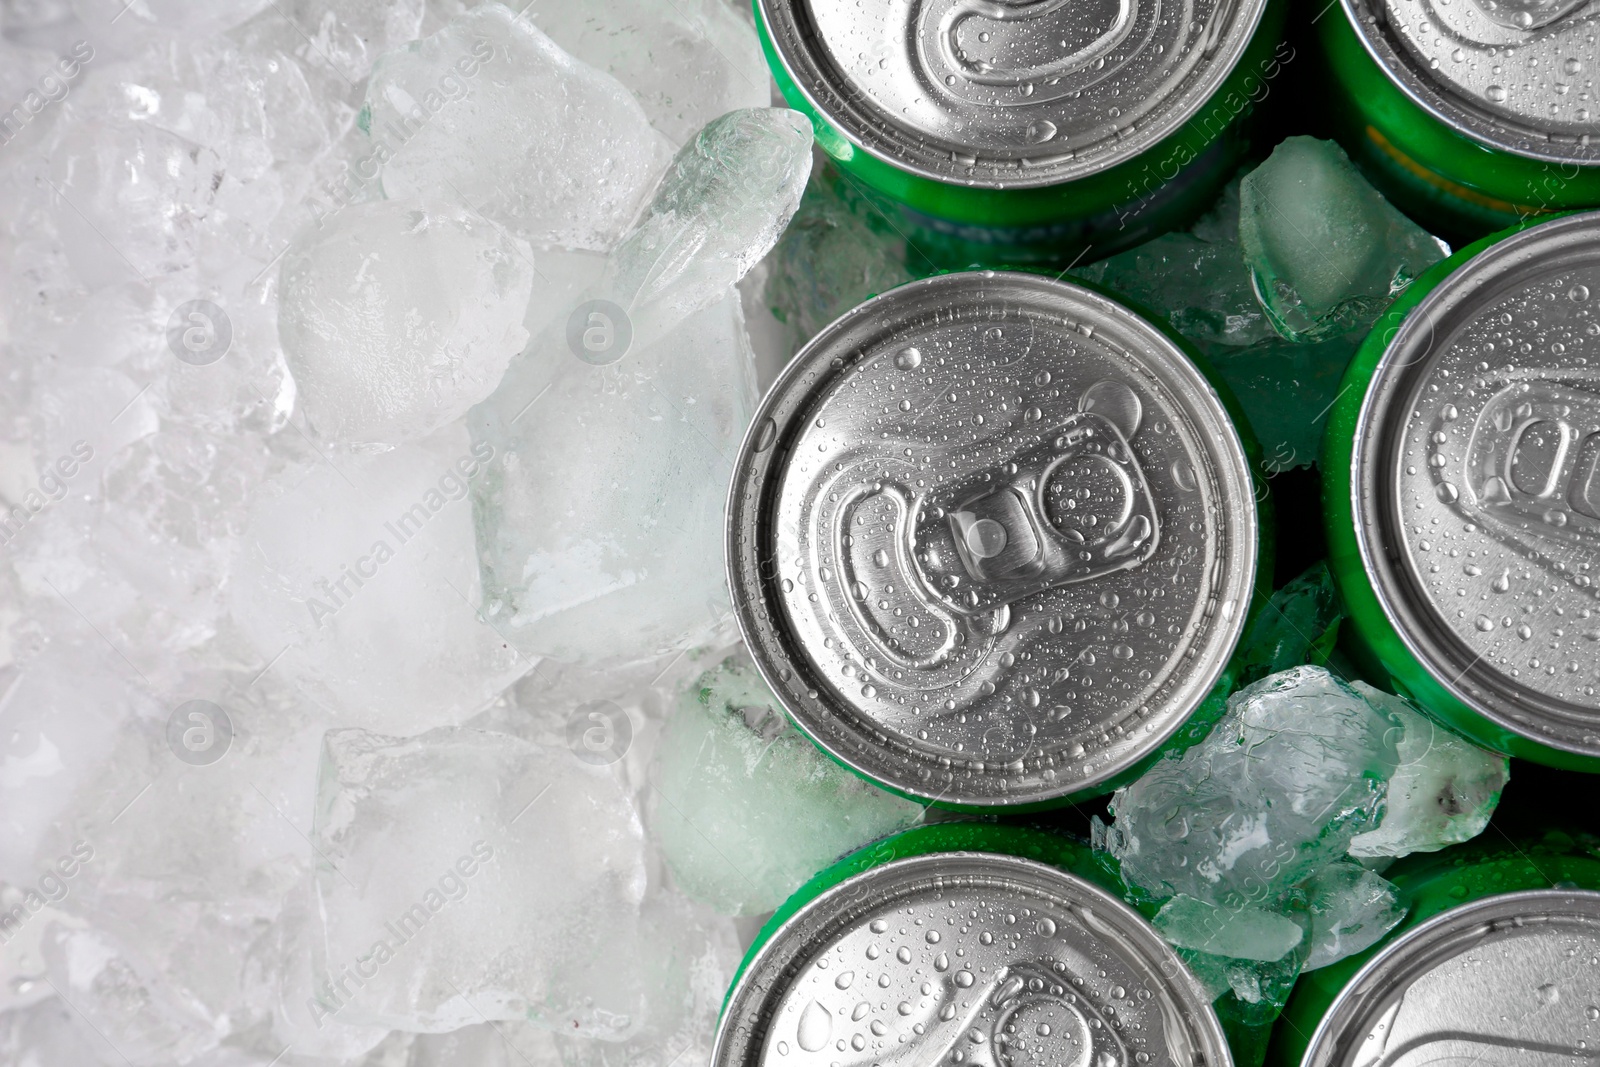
left=920, top=381, right=1160, bottom=616
left=1462, top=374, right=1600, bottom=546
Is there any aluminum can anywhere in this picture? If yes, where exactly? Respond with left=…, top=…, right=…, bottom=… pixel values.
left=1270, top=831, right=1600, bottom=1066
left=712, top=823, right=1232, bottom=1067
left=753, top=0, right=1291, bottom=268
left=726, top=271, right=1263, bottom=810
left=1323, top=210, right=1600, bottom=770
left=1323, top=0, right=1600, bottom=242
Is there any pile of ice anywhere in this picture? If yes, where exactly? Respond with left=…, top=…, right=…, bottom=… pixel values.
left=1096, top=570, right=1509, bottom=1039
left=0, top=2, right=935, bottom=1064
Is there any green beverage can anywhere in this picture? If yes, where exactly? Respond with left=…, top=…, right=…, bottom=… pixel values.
left=712, top=823, right=1233, bottom=1067
left=1322, top=0, right=1600, bottom=243
left=726, top=271, right=1264, bottom=811
left=1324, top=210, right=1600, bottom=770
left=752, top=0, right=1291, bottom=269
left=1270, top=831, right=1600, bottom=1066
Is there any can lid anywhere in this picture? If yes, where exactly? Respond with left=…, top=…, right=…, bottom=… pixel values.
left=756, top=0, right=1271, bottom=190
left=1302, top=888, right=1600, bottom=1066
left=1352, top=211, right=1600, bottom=758
left=726, top=271, right=1257, bottom=807
left=711, top=851, right=1231, bottom=1067
left=1343, top=0, right=1600, bottom=165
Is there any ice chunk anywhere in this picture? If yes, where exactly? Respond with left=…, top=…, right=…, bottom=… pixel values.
left=278, top=197, right=534, bottom=448
left=48, top=119, right=224, bottom=289
left=1074, top=184, right=1275, bottom=351
left=468, top=110, right=810, bottom=666
left=528, top=0, right=770, bottom=146
left=1240, top=137, right=1448, bottom=342
left=1154, top=895, right=1304, bottom=963
left=1303, top=862, right=1405, bottom=970
left=301, top=726, right=649, bottom=1036
left=651, top=657, right=922, bottom=915
left=763, top=163, right=915, bottom=361
left=1070, top=181, right=1358, bottom=469
left=1108, top=666, right=1398, bottom=905
left=366, top=4, right=674, bottom=251
left=601, top=108, right=813, bottom=347
left=1347, top=683, right=1509, bottom=859
left=268, top=0, right=426, bottom=84
left=1234, top=563, right=1343, bottom=686
left=226, top=426, right=527, bottom=733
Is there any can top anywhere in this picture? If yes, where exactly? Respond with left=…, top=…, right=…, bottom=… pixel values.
left=1352, top=212, right=1600, bottom=758
left=1343, top=0, right=1600, bottom=165
left=756, top=0, right=1272, bottom=190
left=1303, top=888, right=1600, bottom=1066
left=726, top=271, right=1257, bottom=808
left=711, top=851, right=1230, bottom=1067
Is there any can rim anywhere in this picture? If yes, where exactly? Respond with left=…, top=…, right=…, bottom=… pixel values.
left=709, top=849, right=1231, bottom=1067
left=1339, top=0, right=1600, bottom=167
left=1351, top=210, right=1600, bottom=758
left=755, top=0, right=1271, bottom=190
left=1300, top=887, right=1600, bottom=1066
left=725, top=270, right=1258, bottom=808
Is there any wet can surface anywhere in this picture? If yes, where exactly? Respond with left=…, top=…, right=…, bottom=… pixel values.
left=753, top=0, right=1290, bottom=267
left=726, top=271, right=1261, bottom=810
left=1323, top=0, right=1600, bottom=242
left=1323, top=210, right=1600, bottom=770
left=1270, top=833, right=1600, bottom=1066
left=712, top=823, right=1232, bottom=1067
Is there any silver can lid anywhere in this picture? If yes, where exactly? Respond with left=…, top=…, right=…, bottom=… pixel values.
left=711, top=851, right=1231, bottom=1067
left=1343, top=0, right=1600, bottom=165
left=726, top=271, right=1258, bottom=807
left=756, top=0, right=1272, bottom=189
left=1351, top=211, right=1600, bottom=759
left=1303, top=888, right=1600, bottom=1066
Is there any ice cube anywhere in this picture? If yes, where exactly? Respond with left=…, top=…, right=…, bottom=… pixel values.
left=763, top=162, right=915, bottom=362
left=265, top=0, right=426, bottom=85
left=468, top=109, right=810, bottom=666
left=1303, top=861, right=1405, bottom=970
left=651, top=657, right=922, bottom=915
left=1153, top=895, right=1304, bottom=963
left=277, top=197, right=534, bottom=449
left=1346, top=683, right=1509, bottom=859
left=226, top=425, right=527, bottom=734
left=602, top=107, right=813, bottom=347
left=1073, top=184, right=1275, bottom=351
left=69, top=0, right=272, bottom=52
left=0, top=994, right=127, bottom=1067
left=527, top=0, right=770, bottom=146
left=1108, top=666, right=1399, bottom=905
left=1239, top=137, right=1448, bottom=342
left=366, top=3, right=674, bottom=251
left=301, top=725, right=648, bottom=1036
left=1234, top=562, right=1343, bottom=687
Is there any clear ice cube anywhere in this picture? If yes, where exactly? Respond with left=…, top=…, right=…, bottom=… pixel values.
left=365, top=3, right=674, bottom=251
left=651, top=657, right=922, bottom=915
left=1303, top=861, right=1405, bottom=970
left=1239, top=137, right=1449, bottom=342
left=277, top=197, right=534, bottom=449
